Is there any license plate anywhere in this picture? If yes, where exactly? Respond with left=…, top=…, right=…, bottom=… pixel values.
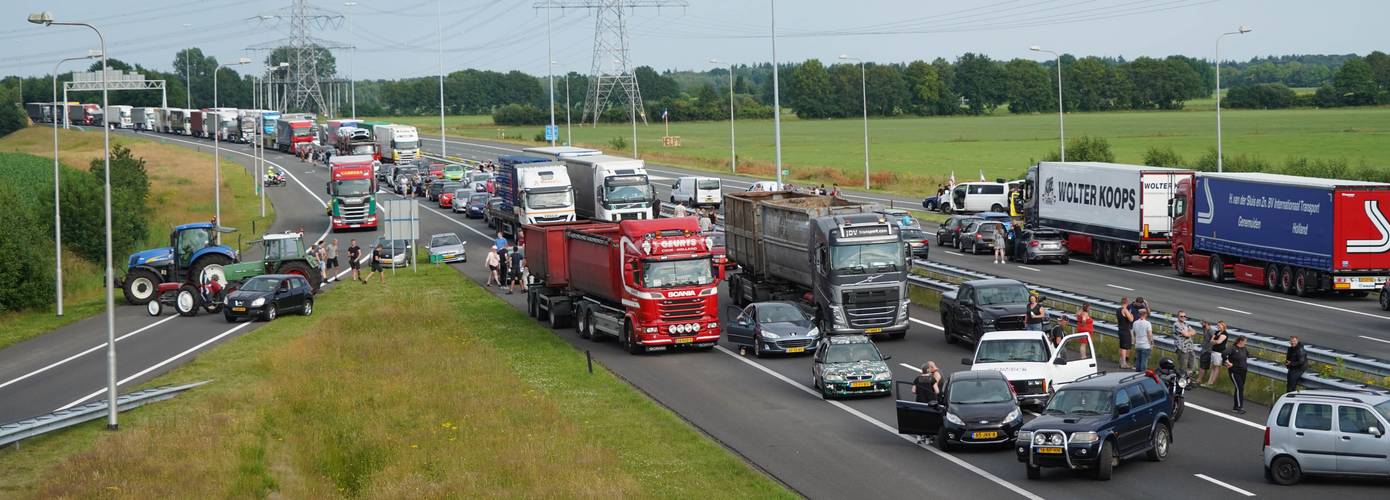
left=864, top=327, right=883, bottom=334
left=850, top=381, right=873, bottom=388
left=1037, top=447, right=1064, bottom=454
left=675, top=337, right=694, bottom=344
left=1361, top=277, right=1375, bottom=282
left=972, top=431, right=999, bottom=440
left=232, top=307, right=246, bottom=312
left=787, top=347, right=806, bottom=353
left=1043, top=244, right=1058, bottom=249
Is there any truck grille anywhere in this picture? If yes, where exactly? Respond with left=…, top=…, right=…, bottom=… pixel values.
left=618, top=212, right=645, bottom=221
left=396, top=151, right=417, bottom=162
left=993, top=315, right=1026, bottom=331
left=532, top=214, right=570, bottom=223
left=846, top=304, right=896, bottom=328
left=340, top=203, right=369, bottom=223
left=659, top=297, right=705, bottom=322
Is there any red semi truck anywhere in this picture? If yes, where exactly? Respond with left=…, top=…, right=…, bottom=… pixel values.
left=523, top=218, right=721, bottom=354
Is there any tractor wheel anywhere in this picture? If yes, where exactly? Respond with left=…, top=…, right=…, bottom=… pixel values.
left=189, top=254, right=233, bottom=288
left=276, top=261, right=319, bottom=293
left=123, top=268, right=161, bottom=305
left=176, top=284, right=201, bottom=317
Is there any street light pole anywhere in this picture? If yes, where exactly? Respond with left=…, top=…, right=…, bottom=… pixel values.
left=31, top=11, right=119, bottom=430
left=214, top=57, right=251, bottom=225
left=51, top=50, right=102, bottom=318
left=182, top=24, right=192, bottom=108
left=436, top=0, right=447, bottom=159
left=344, top=2, right=358, bottom=119
left=769, top=0, right=783, bottom=186
left=710, top=58, right=736, bottom=173
left=552, top=60, right=572, bottom=146
left=545, top=0, right=556, bottom=147
left=1030, top=46, right=1065, bottom=162
left=1215, top=26, right=1252, bottom=173
left=840, top=55, right=869, bottom=189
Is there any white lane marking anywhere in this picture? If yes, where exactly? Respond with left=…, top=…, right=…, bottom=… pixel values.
left=910, top=318, right=945, bottom=331
left=1193, top=474, right=1256, bottom=497
left=374, top=189, right=493, bottom=239
left=1219, top=306, right=1252, bottom=315
left=1017, top=266, right=1041, bottom=272
left=900, top=363, right=922, bottom=372
left=1106, top=284, right=1135, bottom=291
left=0, top=315, right=178, bottom=391
left=59, top=319, right=256, bottom=410
left=946, top=251, right=963, bottom=256
left=1187, top=402, right=1264, bottom=430
left=1072, top=258, right=1390, bottom=322
left=714, top=345, right=1045, bottom=500
left=1358, top=335, right=1390, bottom=345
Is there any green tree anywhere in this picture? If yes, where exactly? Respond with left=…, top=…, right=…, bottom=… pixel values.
left=1041, top=136, right=1114, bottom=162
left=1332, top=57, right=1379, bottom=106
left=634, top=66, right=679, bottom=103
left=788, top=59, right=834, bottom=118
left=1125, top=57, right=1202, bottom=109
left=1225, top=83, right=1297, bottom=109
left=0, top=181, right=55, bottom=313
left=828, top=63, right=861, bottom=118
left=931, top=57, right=960, bottom=115
left=1003, top=59, right=1052, bottom=113
left=1365, top=51, right=1390, bottom=91
left=864, top=64, right=909, bottom=116
left=952, top=53, right=1007, bottom=115
left=902, top=60, right=945, bottom=115
left=0, top=88, right=26, bottom=138
left=1065, top=57, right=1129, bottom=111
left=1142, top=145, right=1185, bottom=167
left=87, top=144, right=150, bottom=260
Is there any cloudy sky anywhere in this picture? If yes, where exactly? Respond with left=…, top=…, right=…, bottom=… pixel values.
left=2, top=0, right=1386, bottom=79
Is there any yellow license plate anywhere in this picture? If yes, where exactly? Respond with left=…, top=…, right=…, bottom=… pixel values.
left=787, top=347, right=806, bottom=353
left=1037, top=447, right=1064, bottom=454
left=232, top=307, right=246, bottom=312
left=972, top=431, right=999, bottom=440
left=1361, top=277, right=1375, bottom=282
left=849, top=381, right=873, bottom=388
left=675, top=337, right=694, bottom=344
left=864, top=327, right=883, bottom=334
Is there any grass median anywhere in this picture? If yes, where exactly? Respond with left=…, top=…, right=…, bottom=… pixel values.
left=0, top=264, right=790, bottom=498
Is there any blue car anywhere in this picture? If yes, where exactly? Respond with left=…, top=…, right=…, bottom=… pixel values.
left=1016, top=372, right=1175, bottom=480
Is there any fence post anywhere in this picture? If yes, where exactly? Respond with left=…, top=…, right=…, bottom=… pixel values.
left=586, top=350, right=593, bottom=374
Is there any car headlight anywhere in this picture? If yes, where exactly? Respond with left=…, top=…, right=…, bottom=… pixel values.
left=1005, top=408, right=1021, bottom=422
left=1070, top=431, right=1099, bottom=444
left=760, top=330, right=781, bottom=339
left=823, top=373, right=844, bottom=382
left=251, top=297, right=265, bottom=307
left=805, top=327, right=820, bottom=338
left=873, top=371, right=891, bottom=381
left=945, top=412, right=964, bottom=425
left=1034, top=434, right=1047, bottom=445
left=1017, top=431, right=1033, bottom=443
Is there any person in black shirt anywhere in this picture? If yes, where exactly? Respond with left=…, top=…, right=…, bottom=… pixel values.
left=497, top=247, right=510, bottom=294
left=361, top=244, right=386, bottom=284
left=506, top=245, right=525, bottom=294
left=1224, top=336, right=1249, bottom=414
left=1025, top=294, right=1046, bottom=331
left=911, top=361, right=942, bottom=444
left=347, top=239, right=362, bottom=282
left=1116, top=297, right=1134, bottom=369
left=1204, top=321, right=1229, bottom=386
left=1284, top=335, right=1306, bottom=393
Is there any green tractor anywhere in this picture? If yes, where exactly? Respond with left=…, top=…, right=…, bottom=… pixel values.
left=221, top=232, right=323, bottom=294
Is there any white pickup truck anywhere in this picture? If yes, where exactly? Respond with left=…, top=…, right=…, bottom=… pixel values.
left=960, top=330, right=1097, bottom=407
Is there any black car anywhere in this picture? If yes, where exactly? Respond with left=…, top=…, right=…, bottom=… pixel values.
left=896, top=370, right=1024, bottom=451
left=1016, top=372, right=1174, bottom=480
left=224, top=274, right=314, bottom=322
left=936, top=216, right=981, bottom=248
left=464, top=192, right=491, bottom=219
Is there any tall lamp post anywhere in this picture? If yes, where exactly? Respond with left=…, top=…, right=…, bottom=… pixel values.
left=260, top=63, right=288, bottom=218
left=213, top=57, right=251, bottom=225
left=1030, top=45, right=1065, bottom=162
left=1215, top=26, right=1252, bottom=173
left=29, top=10, right=119, bottom=430
left=545, top=0, right=556, bottom=146
left=50, top=49, right=102, bottom=317
left=839, top=55, right=870, bottom=189
left=182, top=23, right=192, bottom=108
left=709, top=58, right=736, bottom=173
left=769, top=0, right=783, bottom=186
left=435, top=0, right=447, bottom=158
left=552, top=60, right=572, bottom=146
left=344, top=2, right=358, bottom=119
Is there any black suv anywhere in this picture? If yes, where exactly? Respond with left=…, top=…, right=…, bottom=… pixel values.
left=1016, top=372, right=1174, bottom=480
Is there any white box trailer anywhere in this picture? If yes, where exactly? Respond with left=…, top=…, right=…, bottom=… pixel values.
left=1024, top=161, right=1193, bottom=265
left=104, top=105, right=133, bottom=129
left=131, top=107, right=159, bottom=131
left=373, top=124, right=419, bottom=163
left=166, top=108, right=191, bottom=135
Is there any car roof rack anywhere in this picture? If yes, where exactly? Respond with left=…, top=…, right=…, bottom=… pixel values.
left=1284, top=391, right=1380, bottom=404
left=1073, top=371, right=1108, bottom=383
left=1118, top=372, right=1153, bottom=384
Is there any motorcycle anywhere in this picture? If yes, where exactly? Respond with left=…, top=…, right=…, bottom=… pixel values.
left=1156, top=357, right=1187, bottom=422
left=264, top=172, right=287, bottom=187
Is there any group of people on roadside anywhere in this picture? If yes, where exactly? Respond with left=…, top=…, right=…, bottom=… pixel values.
left=484, top=231, right=525, bottom=294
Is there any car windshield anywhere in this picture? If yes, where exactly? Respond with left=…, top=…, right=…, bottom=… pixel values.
left=446, top=166, right=464, bottom=174
left=949, top=378, right=1016, bottom=404
left=1032, top=231, right=1062, bottom=241
left=396, top=167, right=419, bottom=177
left=334, top=179, right=373, bottom=197
left=292, top=127, right=311, bottom=137
left=697, top=179, right=721, bottom=190
left=975, top=338, right=1049, bottom=363
left=830, top=242, right=903, bottom=274
left=394, top=140, right=418, bottom=150
left=900, top=229, right=927, bottom=240
left=430, top=234, right=461, bottom=247
left=240, top=277, right=281, bottom=292
left=759, top=304, right=808, bottom=324
left=641, top=257, right=714, bottom=288
left=470, top=173, right=492, bottom=183
left=1043, top=389, right=1115, bottom=415
left=824, top=344, right=881, bottom=364
left=469, top=193, right=490, bottom=203
left=952, top=218, right=980, bottom=229
left=1375, top=400, right=1390, bottom=423
left=527, top=190, right=573, bottom=209
left=975, top=286, right=1031, bottom=306
left=606, top=183, right=652, bottom=204
left=380, top=240, right=410, bottom=252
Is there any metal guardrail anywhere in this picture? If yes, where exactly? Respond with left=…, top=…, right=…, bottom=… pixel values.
left=0, top=381, right=209, bottom=448
left=909, top=259, right=1386, bottom=392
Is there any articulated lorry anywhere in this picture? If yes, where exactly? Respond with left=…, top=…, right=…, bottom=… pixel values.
left=24, top=103, right=54, bottom=123
left=524, top=218, right=721, bottom=354
left=325, top=155, right=379, bottom=231
left=104, top=105, right=133, bottom=129
left=276, top=118, right=315, bottom=153
left=491, top=155, right=577, bottom=238
left=1171, top=172, right=1390, bottom=296
left=373, top=124, right=420, bottom=163
left=563, top=154, right=654, bottom=222
left=257, top=110, right=281, bottom=148
left=166, top=108, right=192, bottom=135
left=724, top=191, right=910, bottom=338
left=131, top=107, right=159, bottom=131
left=522, top=146, right=602, bottom=160
left=207, top=108, right=239, bottom=141
left=190, top=110, right=207, bottom=137
left=334, top=126, right=378, bottom=160
left=1023, top=161, right=1193, bottom=265
left=66, top=103, right=102, bottom=126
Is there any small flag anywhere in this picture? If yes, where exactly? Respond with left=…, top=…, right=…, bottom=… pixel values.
left=949, top=171, right=956, bottom=186
left=979, top=169, right=987, bottom=182
left=661, top=109, right=669, bottom=120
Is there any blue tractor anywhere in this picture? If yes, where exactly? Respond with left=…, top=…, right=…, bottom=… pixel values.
left=121, top=222, right=239, bottom=305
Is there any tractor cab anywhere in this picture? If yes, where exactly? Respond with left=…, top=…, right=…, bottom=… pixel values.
left=221, top=233, right=323, bottom=293
left=122, top=223, right=239, bottom=305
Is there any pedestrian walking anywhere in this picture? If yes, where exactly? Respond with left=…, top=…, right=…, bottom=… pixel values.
left=347, top=239, right=362, bottom=282
left=674, top=202, right=688, bottom=217
left=1204, top=321, right=1230, bottom=386
left=1116, top=297, right=1134, bottom=369
left=698, top=209, right=713, bottom=232
left=494, top=231, right=508, bottom=253
left=361, top=243, right=386, bottom=284
left=1172, top=310, right=1198, bottom=377
left=1196, top=320, right=1214, bottom=387
left=506, top=245, right=524, bottom=294
left=485, top=246, right=501, bottom=287
left=912, top=361, right=943, bottom=444
left=497, top=247, right=511, bottom=293
left=1225, top=336, right=1250, bottom=413
left=1075, top=304, right=1094, bottom=336
left=1132, top=309, right=1154, bottom=372
left=992, top=224, right=1007, bottom=264
left=1025, top=294, right=1046, bottom=331
left=326, top=239, right=340, bottom=283
left=1284, top=335, right=1306, bottom=393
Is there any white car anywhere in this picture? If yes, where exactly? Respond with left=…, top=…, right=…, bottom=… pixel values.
left=947, top=181, right=1009, bottom=213
left=745, top=180, right=783, bottom=192
left=960, top=330, right=1097, bottom=407
left=670, top=176, right=723, bottom=208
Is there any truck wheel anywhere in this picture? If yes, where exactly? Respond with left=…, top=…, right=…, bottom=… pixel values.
left=1279, top=266, right=1295, bottom=295
left=1380, top=288, right=1389, bottom=311
left=548, top=306, right=566, bottom=329
left=122, top=268, right=161, bottom=305
left=189, top=254, right=233, bottom=288
left=577, top=307, right=592, bottom=340
left=1209, top=255, right=1224, bottom=283
left=623, top=321, right=644, bottom=355
left=1174, top=252, right=1189, bottom=276
left=1265, top=264, right=1280, bottom=291
left=1294, top=269, right=1312, bottom=297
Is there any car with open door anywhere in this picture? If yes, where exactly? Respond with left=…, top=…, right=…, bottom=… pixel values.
left=962, top=329, right=1098, bottom=408
left=896, top=370, right=1024, bottom=451
left=725, top=301, right=820, bottom=357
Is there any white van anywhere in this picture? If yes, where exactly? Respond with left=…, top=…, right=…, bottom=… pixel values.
left=670, top=176, right=723, bottom=208
left=947, top=182, right=1009, bottom=213
left=962, top=330, right=1097, bottom=407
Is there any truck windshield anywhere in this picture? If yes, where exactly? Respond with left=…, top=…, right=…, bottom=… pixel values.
left=334, top=179, right=373, bottom=197
left=394, top=140, right=418, bottom=150
left=975, top=286, right=1030, bottom=306
left=1043, top=389, right=1114, bottom=415
left=606, top=184, right=652, bottom=204
left=641, top=257, right=714, bottom=289
left=293, top=127, right=311, bottom=137
left=830, top=242, right=903, bottom=274
left=697, top=179, right=721, bottom=190
left=974, top=338, right=1049, bottom=363
left=526, top=190, right=572, bottom=210
left=351, top=144, right=375, bottom=155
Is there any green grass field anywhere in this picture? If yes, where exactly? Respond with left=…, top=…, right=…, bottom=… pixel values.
left=372, top=105, right=1389, bottom=195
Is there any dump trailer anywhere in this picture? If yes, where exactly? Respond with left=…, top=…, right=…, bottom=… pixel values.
left=492, top=155, right=576, bottom=238
left=724, top=191, right=910, bottom=338
left=563, top=154, right=654, bottom=222
left=1171, top=172, right=1390, bottom=296
left=1022, top=161, right=1193, bottom=265
left=524, top=218, right=721, bottom=354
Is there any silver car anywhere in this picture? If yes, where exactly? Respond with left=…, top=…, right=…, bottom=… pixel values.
left=724, top=301, right=820, bottom=357
left=958, top=221, right=1006, bottom=255
left=1263, top=390, right=1390, bottom=485
left=427, top=233, right=467, bottom=264
left=373, top=237, right=414, bottom=268
left=1012, top=229, right=1069, bottom=264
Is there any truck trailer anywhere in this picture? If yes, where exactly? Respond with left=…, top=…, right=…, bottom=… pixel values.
left=131, top=107, right=159, bottom=131
left=523, top=218, right=721, bottom=354
left=373, top=124, right=420, bottom=163
left=276, top=118, right=315, bottom=153
left=491, top=155, right=577, bottom=238
left=25, top=103, right=54, bottom=123
left=166, top=108, right=192, bottom=135
left=1171, top=172, right=1390, bottom=296
left=1023, top=161, right=1193, bottom=265
left=334, top=126, right=378, bottom=160
left=724, top=191, right=910, bottom=338
left=325, top=155, right=379, bottom=231
left=104, top=105, right=133, bottom=129
left=563, top=154, right=654, bottom=222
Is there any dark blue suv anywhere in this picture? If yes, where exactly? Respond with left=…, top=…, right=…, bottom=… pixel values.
left=1015, top=372, right=1174, bottom=480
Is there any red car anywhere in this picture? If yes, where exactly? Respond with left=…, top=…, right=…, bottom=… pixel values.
left=439, top=191, right=456, bottom=209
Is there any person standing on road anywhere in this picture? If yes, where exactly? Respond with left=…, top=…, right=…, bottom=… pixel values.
left=1284, top=335, right=1306, bottom=393
left=1172, top=311, right=1198, bottom=377
left=485, top=246, right=501, bottom=287
left=674, top=202, right=688, bottom=218
left=326, top=239, right=340, bottom=283
left=1025, top=294, right=1046, bottom=331
left=992, top=224, right=1007, bottom=264
left=1196, top=320, right=1214, bottom=387
left=1205, top=321, right=1230, bottom=386
left=494, top=231, right=508, bottom=253
left=1049, top=316, right=1070, bottom=346
left=1116, top=297, right=1134, bottom=369
left=506, top=245, right=525, bottom=294
left=1225, top=336, right=1250, bottom=414
left=912, top=361, right=943, bottom=444
left=497, top=246, right=511, bottom=294
left=698, top=209, right=713, bottom=232
left=1131, top=309, right=1154, bottom=372
left=347, top=239, right=362, bottom=283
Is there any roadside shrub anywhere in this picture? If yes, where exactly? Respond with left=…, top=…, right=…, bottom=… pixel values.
left=1142, top=145, right=1185, bottom=167
left=491, top=104, right=548, bottom=126
left=1040, top=135, right=1114, bottom=163
left=1283, top=157, right=1349, bottom=180
left=1192, top=147, right=1271, bottom=173
left=1225, top=83, right=1297, bottom=109
left=608, top=136, right=628, bottom=150
left=0, top=89, right=27, bottom=138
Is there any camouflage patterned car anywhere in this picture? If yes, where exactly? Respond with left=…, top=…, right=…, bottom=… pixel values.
left=811, top=334, right=893, bottom=399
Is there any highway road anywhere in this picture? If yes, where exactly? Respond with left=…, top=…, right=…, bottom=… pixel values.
left=4, top=129, right=1387, bottom=498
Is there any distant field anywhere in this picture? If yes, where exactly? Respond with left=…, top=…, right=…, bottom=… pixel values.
left=370, top=105, right=1390, bottom=195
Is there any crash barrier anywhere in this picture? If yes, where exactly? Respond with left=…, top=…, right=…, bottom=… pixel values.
left=0, top=381, right=208, bottom=447
left=910, top=258, right=1388, bottom=392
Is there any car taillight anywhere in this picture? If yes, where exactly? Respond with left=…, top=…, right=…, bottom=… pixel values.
left=1263, top=427, right=1270, bottom=448
left=975, top=232, right=981, bottom=238
left=921, top=240, right=930, bottom=245
left=1029, top=240, right=1039, bottom=247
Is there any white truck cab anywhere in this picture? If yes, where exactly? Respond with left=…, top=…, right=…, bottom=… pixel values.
left=670, top=176, right=723, bottom=208
left=962, top=330, right=1097, bottom=407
